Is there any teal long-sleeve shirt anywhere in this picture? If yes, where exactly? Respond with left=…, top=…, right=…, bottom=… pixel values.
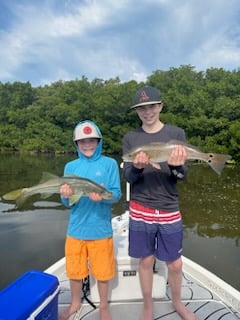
left=61, top=123, right=122, bottom=240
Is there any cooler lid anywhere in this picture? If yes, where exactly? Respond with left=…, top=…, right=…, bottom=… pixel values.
left=0, top=270, right=59, bottom=319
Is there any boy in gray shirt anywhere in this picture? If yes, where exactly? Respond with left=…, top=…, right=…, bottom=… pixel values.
left=122, top=86, right=197, bottom=320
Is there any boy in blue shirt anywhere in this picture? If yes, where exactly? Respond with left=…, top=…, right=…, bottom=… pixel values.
left=59, top=120, right=121, bottom=320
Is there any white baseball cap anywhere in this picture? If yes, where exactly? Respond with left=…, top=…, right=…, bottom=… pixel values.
left=73, top=121, right=102, bottom=141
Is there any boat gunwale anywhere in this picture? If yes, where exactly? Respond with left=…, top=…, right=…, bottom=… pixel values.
left=182, top=256, right=240, bottom=312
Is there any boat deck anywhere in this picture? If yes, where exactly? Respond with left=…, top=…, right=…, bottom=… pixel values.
left=57, top=266, right=240, bottom=320
left=46, top=215, right=240, bottom=320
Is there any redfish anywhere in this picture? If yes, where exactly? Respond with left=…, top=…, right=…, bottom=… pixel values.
left=122, top=140, right=231, bottom=175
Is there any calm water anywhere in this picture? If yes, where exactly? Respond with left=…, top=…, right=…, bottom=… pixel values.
left=0, top=153, right=239, bottom=291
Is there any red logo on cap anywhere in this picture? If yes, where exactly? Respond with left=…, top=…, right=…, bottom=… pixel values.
left=140, top=90, right=149, bottom=102
left=83, top=126, right=92, bottom=134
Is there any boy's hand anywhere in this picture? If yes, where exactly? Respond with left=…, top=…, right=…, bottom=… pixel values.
left=60, top=184, right=74, bottom=198
left=168, top=145, right=187, bottom=166
left=89, top=192, right=103, bottom=202
left=133, top=151, right=150, bottom=169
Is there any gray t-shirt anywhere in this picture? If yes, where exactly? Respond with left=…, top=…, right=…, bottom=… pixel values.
left=122, top=124, right=188, bottom=212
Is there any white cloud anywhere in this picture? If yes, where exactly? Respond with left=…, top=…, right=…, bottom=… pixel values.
left=0, top=0, right=239, bottom=86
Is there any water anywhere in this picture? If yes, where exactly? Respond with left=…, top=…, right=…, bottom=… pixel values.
left=0, top=154, right=239, bottom=291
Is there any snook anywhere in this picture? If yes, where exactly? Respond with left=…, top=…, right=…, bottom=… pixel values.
left=122, top=140, right=231, bottom=175
left=2, top=172, right=113, bottom=207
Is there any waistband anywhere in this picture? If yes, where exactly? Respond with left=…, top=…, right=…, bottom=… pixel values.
left=129, top=200, right=181, bottom=224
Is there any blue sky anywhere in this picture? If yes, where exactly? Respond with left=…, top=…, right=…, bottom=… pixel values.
left=0, top=0, right=240, bottom=87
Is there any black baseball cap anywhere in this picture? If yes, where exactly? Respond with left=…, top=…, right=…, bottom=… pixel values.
left=130, top=86, right=161, bottom=109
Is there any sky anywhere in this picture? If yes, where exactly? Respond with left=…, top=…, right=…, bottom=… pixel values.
left=0, top=0, right=240, bottom=87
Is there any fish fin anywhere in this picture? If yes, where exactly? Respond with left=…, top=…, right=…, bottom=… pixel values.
left=15, top=189, right=29, bottom=207
left=15, top=196, right=26, bottom=207
left=69, top=194, right=83, bottom=205
left=2, top=189, right=23, bottom=201
left=207, top=154, right=232, bottom=175
left=39, top=172, right=59, bottom=183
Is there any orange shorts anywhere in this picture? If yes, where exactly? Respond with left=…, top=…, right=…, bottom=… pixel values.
left=65, top=235, right=115, bottom=281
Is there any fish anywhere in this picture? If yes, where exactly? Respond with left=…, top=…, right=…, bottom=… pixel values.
left=122, top=140, right=232, bottom=175
left=2, top=172, right=113, bottom=207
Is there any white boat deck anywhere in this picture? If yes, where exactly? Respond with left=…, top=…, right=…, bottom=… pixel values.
left=56, top=265, right=240, bottom=320
left=45, top=213, right=240, bottom=320
left=47, top=252, right=240, bottom=320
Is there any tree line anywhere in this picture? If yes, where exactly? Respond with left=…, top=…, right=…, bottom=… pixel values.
left=0, top=65, right=239, bottom=162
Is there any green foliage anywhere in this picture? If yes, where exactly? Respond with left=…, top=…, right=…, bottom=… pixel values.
left=228, top=121, right=240, bottom=162
left=0, top=66, right=239, bottom=162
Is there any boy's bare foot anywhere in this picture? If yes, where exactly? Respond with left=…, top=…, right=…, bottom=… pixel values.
left=173, top=301, right=197, bottom=320
left=58, top=304, right=81, bottom=320
left=139, top=306, right=154, bottom=320
left=99, top=305, right=111, bottom=320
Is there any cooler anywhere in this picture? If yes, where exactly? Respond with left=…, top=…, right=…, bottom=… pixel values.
left=0, top=270, right=60, bottom=320
left=90, top=234, right=168, bottom=302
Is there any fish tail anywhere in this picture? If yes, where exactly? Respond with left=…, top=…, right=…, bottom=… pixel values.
left=3, top=188, right=30, bottom=207
left=207, top=154, right=232, bottom=175
left=2, top=189, right=23, bottom=201
left=15, top=189, right=30, bottom=207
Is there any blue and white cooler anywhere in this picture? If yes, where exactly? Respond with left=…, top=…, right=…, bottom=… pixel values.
left=0, top=270, right=60, bottom=320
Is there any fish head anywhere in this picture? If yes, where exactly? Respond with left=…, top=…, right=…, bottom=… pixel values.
left=122, top=147, right=143, bottom=162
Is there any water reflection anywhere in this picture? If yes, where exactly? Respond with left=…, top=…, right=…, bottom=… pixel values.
left=1, top=195, right=66, bottom=213
left=0, top=205, right=69, bottom=289
left=179, top=164, right=239, bottom=241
